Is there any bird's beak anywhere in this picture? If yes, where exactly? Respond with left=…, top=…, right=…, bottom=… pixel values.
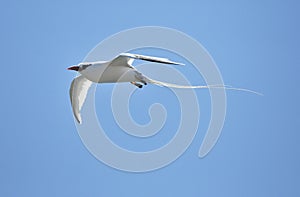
left=67, top=66, right=80, bottom=71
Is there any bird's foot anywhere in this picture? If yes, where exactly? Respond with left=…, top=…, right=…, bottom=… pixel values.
left=131, top=82, right=143, bottom=88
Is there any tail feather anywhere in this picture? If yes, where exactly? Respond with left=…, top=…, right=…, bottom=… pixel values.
left=146, top=78, right=262, bottom=96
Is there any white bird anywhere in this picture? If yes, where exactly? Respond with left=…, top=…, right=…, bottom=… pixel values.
left=68, top=53, right=260, bottom=123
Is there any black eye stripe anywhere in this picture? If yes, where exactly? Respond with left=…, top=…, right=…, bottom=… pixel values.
left=81, top=64, right=92, bottom=69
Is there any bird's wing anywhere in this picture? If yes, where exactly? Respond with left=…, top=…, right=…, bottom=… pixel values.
left=69, top=75, right=93, bottom=124
left=109, top=53, right=185, bottom=67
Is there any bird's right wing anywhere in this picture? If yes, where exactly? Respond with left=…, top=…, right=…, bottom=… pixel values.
left=121, top=53, right=185, bottom=65
left=109, top=53, right=185, bottom=67
left=69, top=75, right=93, bottom=124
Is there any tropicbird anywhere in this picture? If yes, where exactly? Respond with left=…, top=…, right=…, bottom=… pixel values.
left=68, top=53, right=260, bottom=123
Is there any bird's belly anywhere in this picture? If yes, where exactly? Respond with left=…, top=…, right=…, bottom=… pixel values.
left=81, top=66, right=137, bottom=83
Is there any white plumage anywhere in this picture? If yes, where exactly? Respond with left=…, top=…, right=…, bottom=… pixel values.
left=68, top=53, right=260, bottom=123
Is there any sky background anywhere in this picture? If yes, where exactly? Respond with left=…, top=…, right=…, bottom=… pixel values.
left=1, top=0, right=300, bottom=196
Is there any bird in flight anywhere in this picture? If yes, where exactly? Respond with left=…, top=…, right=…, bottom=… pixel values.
left=68, top=53, right=260, bottom=123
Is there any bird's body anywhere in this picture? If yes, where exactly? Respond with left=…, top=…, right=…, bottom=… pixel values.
left=68, top=53, right=261, bottom=123
left=79, top=61, right=138, bottom=83
left=68, top=53, right=186, bottom=123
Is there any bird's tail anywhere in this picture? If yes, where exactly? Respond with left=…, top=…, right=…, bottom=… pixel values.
left=146, top=78, right=263, bottom=96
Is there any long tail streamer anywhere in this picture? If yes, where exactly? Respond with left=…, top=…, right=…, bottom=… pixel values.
left=147, top=78, right=263, bottom=96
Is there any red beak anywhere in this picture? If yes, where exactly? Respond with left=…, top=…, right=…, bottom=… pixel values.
left=67, top=66, right=80, bottom=71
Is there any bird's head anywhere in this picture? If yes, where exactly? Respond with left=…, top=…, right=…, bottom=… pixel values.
left=67, top=63, right=92, bottom=72
left=67, top=65, right=80, bottom=71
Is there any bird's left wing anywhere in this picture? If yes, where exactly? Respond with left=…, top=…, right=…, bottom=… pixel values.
left=109, top=53, right=184, bottom=67
left=69, top=75, right=93, bottom=124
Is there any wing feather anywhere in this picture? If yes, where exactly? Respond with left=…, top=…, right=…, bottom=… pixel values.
left=69, top=75, right=93, bottom=123
left=109, top=53, right=184, bottom=67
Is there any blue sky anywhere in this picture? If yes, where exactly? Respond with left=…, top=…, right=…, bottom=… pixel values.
left=1, top=0, right=300, bottom=196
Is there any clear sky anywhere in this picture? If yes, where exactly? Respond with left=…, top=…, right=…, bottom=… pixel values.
left=1, top=0, right=300, bottom=196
